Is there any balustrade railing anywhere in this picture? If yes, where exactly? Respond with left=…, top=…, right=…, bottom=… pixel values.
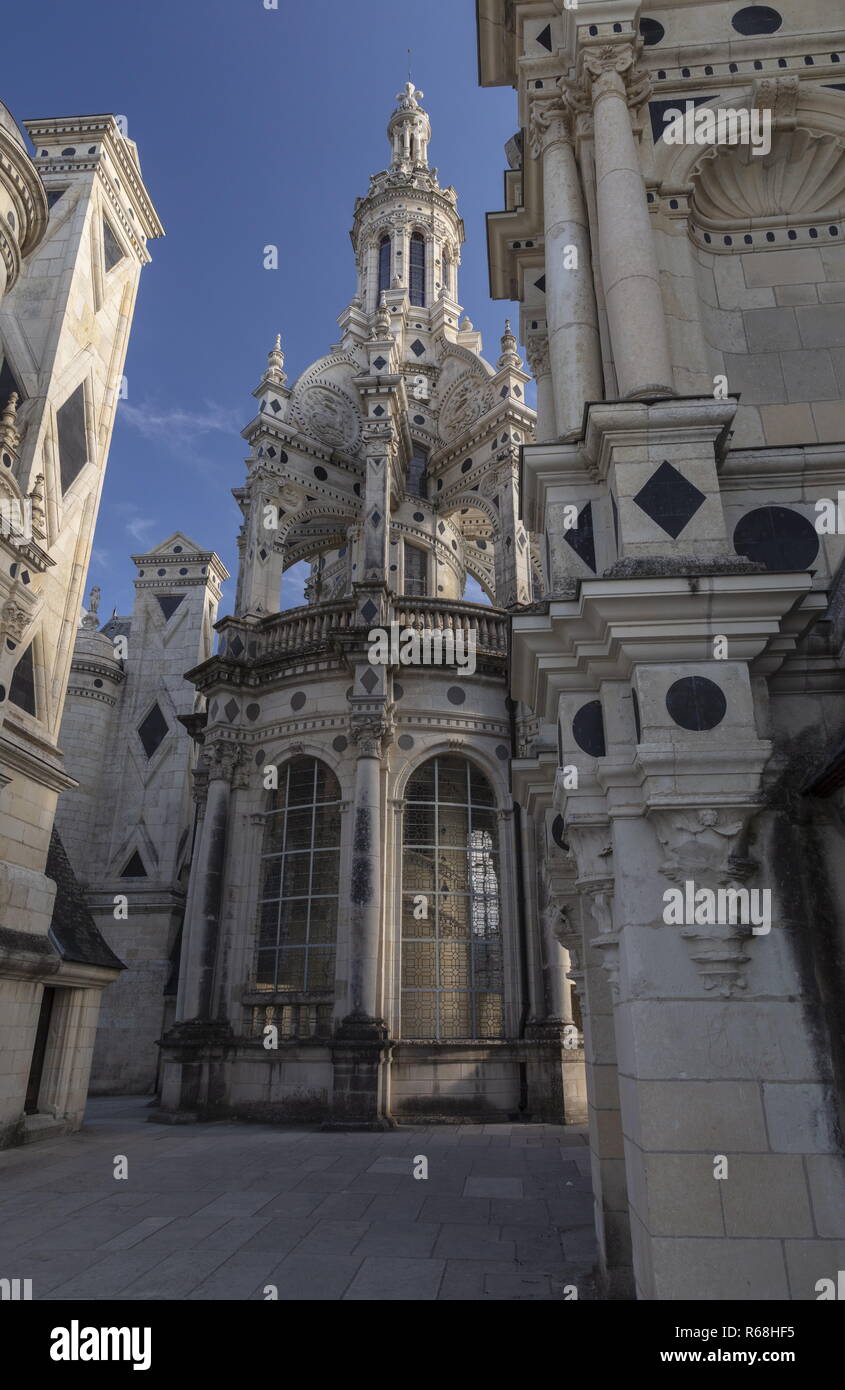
left=218, top=595, right=509, bottom=662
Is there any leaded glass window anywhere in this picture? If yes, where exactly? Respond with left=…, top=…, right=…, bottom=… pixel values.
left=378, top=235, right=391, bottom=295
left=404, top=542, right=427, bottom=596
left=401, top=756, right=504, bottom=1039
left=407, top=448, right=427, bottom=499
left=410, top=232, right=425, bottom=307
left=256, top=756, right=341, bottom=997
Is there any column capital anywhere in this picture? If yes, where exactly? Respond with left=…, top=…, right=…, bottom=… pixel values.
left=527, top=95, right=574, bottom=158
left=350, top=715, right=393, bottom=759
left=202, top=739, right=246, bottom=785
left=524, top=332, right=550, bottom=380
left=578, top=41, right=652, bottom=109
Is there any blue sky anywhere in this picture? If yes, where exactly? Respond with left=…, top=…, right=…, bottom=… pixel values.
left=6, top=0, right=522, bottom=618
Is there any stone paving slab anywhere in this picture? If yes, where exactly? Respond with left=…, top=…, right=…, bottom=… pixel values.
left=0, top=1096, right=597, bottom=1301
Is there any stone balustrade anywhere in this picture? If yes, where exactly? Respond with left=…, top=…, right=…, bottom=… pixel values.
left=217, top=595, right=509, bottom=663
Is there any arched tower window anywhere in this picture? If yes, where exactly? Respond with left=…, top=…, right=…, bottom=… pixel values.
left=410, top=231, right=426, bottom=307
left=378, top=235, right=391, bottom=295
left=256, top=756, right=341, bottom=1020
left=401, top=756, right=504, bottom=1039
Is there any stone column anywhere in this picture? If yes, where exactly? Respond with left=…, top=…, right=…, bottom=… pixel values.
left=492, top=449, right=532, bottom=608
left=235, top=474, right=285, bottom=617
left=579, top=42, right=674, bottom=400
left=567, top=820, right=635, bottom=1298
left=328, top=715, right=394, bottom=1129
left=175, top=743, right=238, bottom=1023
left=347, top=721, right=387, bottom=1024
left=528, top=97, right=602, bottom=437
left=524, top=333, right=556, bottom=444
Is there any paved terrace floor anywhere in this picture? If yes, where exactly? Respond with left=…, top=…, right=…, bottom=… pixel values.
left=0, top=1097, right=597, bottom=1300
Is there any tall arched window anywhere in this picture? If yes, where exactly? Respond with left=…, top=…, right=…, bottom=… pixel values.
left=403, top=542, right=427, bottom=596
left=255, top=756, right=341, bottom=1035
left=401, top=756, right=504, bottom=1039
left=378, top=235, right=391, bottom=295
left=410, top=231, right=426, bottom=307
left=407, top=447, right=428, bottom=499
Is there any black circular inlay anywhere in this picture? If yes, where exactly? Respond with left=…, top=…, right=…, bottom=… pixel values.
left=461, top=458, right=473, bottom=473
left=495, top=745, right=509, bottom=761
left=733, top=506, right=819, bottom=572
left=398, top=734, right=414, bottom=750
left=173, top=545, right=182, bottom=553
left=732, top=6, right=782, bottom=35
left=394, top=683, right=404, bottom=699
left=413, top=414, right=425, bottom=425
left=639, top=16, right=665, bottom=44
left=157, top=568, right=166, bottom=576
left=447, top=686, right=466, bottom=706
left=551, top=814, right=568, bottom=850
left=332, top=735, right=348, bottom=753
left=93, top=679, right=103, bottom=688
left=346, top=687, right=353, bottom=700
left=666, top=676, right=727, bottom=732
left=413, top=512, right=424, bottom=522
left=179, top=567, right=188, bottom=575
left=246, top=703, right=260, bottom=721
left=290, top=691, right=307, bottom=710
left=0, top=685, right=5, bottom=702
left=572, top=700, right=606, bottom=757
left=255, top=749, right=266, bottom=766
left=314, top=466, right=327, bottom=481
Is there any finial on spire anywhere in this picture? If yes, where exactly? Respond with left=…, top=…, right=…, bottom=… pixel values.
left=497, top=319, right=522, bottom=370
left=372, top=292, right=391, bottom=340
left=266, top=333, right=287, bottom=386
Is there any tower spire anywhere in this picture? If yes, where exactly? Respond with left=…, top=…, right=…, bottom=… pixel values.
left=388, top=81, right=431, bottom=170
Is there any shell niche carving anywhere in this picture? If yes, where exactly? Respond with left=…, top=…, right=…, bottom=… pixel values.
left=692, top=128, right=845, bottom=228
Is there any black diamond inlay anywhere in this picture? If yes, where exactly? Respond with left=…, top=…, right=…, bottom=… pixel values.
left=138, top=703, right=168, bottom=758
left=224, top=699, right=239, bottom=723
left=361, top=668, right=379, bottom=693
left=361, top=600, right=378, bottom=622
left=271, top=399, right=281, bottom=412
left=536, top=22, right=552, bottom=50
left=534, top=275, right=546, bottom=293
left=370, top=510, right=382, bottom=528
left=373, top=405, right=385, bottom=416
left=229, top=635, right=244, bottom=658
left=410, top=339, right=425, bottom=357
left=373, top=356, right=387, bottom=370
left=572, top=700, right=606, bottom=757
left=666, top=676, right=726, bottom=731
left=564, top=501, right=596, bottom=573
left=633, top=460, right=705, bottom=539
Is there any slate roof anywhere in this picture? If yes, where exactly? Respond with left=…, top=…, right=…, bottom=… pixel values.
left=47, top=828, right=125, bottom=971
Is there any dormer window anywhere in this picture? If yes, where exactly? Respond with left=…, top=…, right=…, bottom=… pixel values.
left=410, top=232, right=425, bottom=307
left=378, top=235, right=391, bottom=295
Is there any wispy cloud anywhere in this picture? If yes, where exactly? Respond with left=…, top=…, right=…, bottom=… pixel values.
left=118, top=400, right=241, bottom=448
left=109, top=501, right=160, bottom=547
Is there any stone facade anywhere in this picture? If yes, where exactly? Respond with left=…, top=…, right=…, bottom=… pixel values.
left=0, top=103, right=162, bottom=1146
left=155, top=85, right=585, bottom=1130
left=54, top=535, right=227, bottom=1094
left=479, top=0, right=845, bottom=1299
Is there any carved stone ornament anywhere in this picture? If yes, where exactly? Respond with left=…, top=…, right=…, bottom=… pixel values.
left=527, top=97, right=572, bottom=159
left=438, top=372, right=493, bottom=444
left=524, top=334, right=550, bottom=379
left=1, top=595, right=35, bottom=645
left=581, top=42, right=652, bottom=108
left=350, top=715, right=393, bottom=759
left=650, top=805, right=760, bottom=997
left=297, top=383, right=361, bottom=452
